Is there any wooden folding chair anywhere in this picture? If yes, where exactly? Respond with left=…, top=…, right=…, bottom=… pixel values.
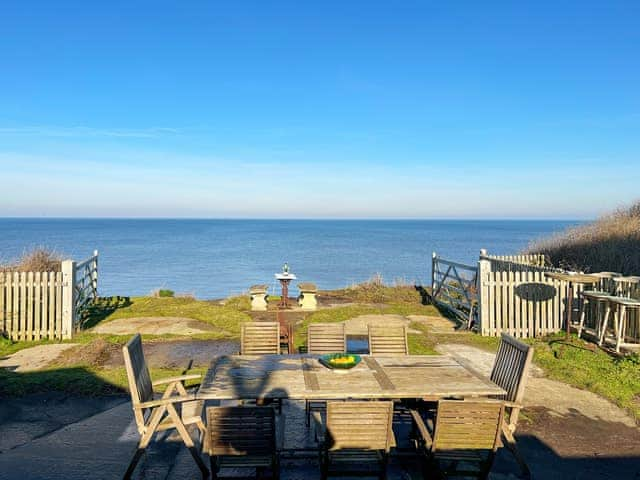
left=122, top=334, right=208, bottom=479
left=314, top=401, right=394, bottom=480
left=368, top=325, right=409, bottom=355
left=305, top=323, right=347, bottom=426
left=240, top=322, right=281, bottom=355
left=204, top=406, right=280, bottom=479
left=410, top=399, right=504, bottom=479
left=489, top=333, right=533, bottom=478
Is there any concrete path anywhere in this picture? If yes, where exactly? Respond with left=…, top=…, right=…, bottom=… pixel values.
left=91, top=316, right=217, bottom=335
left=436, top=343, right=640, bottom=479
left=343, top=314, right=422, bottom=335
left=0, top=344, right=78, bottom=372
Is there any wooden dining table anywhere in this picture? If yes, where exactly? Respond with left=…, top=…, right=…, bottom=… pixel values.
left=197, top=354, right=506, bottom=401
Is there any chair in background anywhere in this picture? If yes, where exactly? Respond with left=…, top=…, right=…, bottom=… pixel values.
left=204, top=406, right=280, bottom=480
left=305, top=323, right=347, bottom=426
left=122, top=334, right=208, bottom=479
left=410, top=399, right=504, bottom=479
left=368, top=325, right=409, bottom=355
left=489, top=333, right=533, bottom=478
left=240, top=322, right=281, bottom=355
left=314, top=401, right=394, bottom=480
left=307, top=323, right=347, bottom=354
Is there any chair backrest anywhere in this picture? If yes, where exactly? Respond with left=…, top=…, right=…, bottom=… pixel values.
left=206, top=406, right=276, bottom=456
left=307, top=323, right=346, bottom=354
left=432, top=400, right=504, bottom=454
left=368, top=325, right=408, bottom=355
left=241, top=322, right=281, bottom=355
left=325, top=401, right=394, bottom=452
left=122, top=334, right=153, bottom=432
left=490, top=333, right=533, bottom=403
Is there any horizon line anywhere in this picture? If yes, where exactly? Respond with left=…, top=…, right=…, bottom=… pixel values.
left=0, top=215, right=588, bottom=221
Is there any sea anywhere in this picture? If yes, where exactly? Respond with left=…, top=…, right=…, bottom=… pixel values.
left=0, top=219, right=580, bottom=299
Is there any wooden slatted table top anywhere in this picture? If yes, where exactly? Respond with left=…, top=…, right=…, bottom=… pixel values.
left=197, top=354, right=506, bottom=401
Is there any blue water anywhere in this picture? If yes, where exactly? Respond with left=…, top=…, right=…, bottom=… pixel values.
left=0, top=219, right=580, bottom=299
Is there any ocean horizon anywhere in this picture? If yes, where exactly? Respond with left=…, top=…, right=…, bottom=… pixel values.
left=0, top=218, right=581, bottom=299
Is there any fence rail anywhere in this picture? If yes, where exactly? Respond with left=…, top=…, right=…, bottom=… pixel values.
left=0, top=250, right=98, bottom=341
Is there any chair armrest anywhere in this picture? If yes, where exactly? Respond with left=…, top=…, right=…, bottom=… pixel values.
left=152, top=374, right=201, bottom=386
left=409, top=409, right=433, bottom=450
left=138, top=394, right=199, bottom=408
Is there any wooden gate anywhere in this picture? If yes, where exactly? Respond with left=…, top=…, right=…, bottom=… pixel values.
left=431, top=253, right=478, bottom=327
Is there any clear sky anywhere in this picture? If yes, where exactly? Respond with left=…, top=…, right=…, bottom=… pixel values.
left=1, top=1, right=638, bottom=219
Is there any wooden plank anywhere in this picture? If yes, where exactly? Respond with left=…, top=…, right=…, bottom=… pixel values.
left=33, top=272, right=41, bottom=340
left=26, top=271, right=34, bottom=341
left=19, top=272, right=27, bottom=341
left=55, top=271, right=63, bottom=339
left=302, top=358, right=320, bottom=391
left=0, top=272, right=5, bottom=336
left=362, top=357, right=395, bottom=391
left=10, top=272, right=18, bottom=340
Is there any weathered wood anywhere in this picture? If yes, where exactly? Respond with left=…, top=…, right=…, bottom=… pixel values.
left=241, top=322, right=281, bottom=355
left=205, top=406, right=278, bottom=478
left=368, top=325, right=408, bottom=355
left=122, top=334, right=208, bottom=479
left=198, top=355, right=506, bottom=401
left=307, top=323, right=346, bottom=354
left=411, top=399, right=505, bottom=479
left=317, top=401, right=393, bottom=479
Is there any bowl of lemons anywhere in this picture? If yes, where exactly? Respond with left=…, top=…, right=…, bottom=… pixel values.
left=319, top=353, right=361, bottom=370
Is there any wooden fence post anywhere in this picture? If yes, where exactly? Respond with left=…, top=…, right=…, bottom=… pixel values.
left=91, top=250, right=99, bottom=297
left=61, top=259, right=76, bottom=340
left=431, top=252, right=437, bottom=296
left=477, top=250, right=491, bottom=336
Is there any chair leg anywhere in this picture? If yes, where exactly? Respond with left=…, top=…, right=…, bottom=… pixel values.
left=502, top=427, right=531, bottom=479
left=123, top=447, right=145, bottom=480
left=210, top=456, right=218, bottom=480
left=616, top=305, right=626, bottom=353
left=599, top=305, right=611, bottom=346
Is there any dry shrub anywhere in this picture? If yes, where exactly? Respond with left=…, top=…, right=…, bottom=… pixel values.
left=0, top=248, right=63, bottom=272
left=525, top=201, right=640, bottom=275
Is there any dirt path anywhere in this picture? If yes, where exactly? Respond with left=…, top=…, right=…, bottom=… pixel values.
left=90, top=316, right=219, bottom=335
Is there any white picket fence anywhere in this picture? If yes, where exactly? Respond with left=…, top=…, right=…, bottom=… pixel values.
left=0, top=251, right=98, bottom=341
left=432, top=249, right=580, bottom=338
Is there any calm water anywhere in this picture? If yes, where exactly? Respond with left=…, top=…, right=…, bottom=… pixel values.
left=0, top=219, right=579, bottom=299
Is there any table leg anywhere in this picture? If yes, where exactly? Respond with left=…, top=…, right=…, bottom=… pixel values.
left=566, top=282, right=574, bottom=338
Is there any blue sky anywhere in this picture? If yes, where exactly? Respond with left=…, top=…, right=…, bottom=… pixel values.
left=0, top=1, right=639, bottom=219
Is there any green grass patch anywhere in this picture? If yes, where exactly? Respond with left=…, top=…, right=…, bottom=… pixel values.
left=84, top=296, right=251, bottom=337
left=531, top=334, right=640, bottom=420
